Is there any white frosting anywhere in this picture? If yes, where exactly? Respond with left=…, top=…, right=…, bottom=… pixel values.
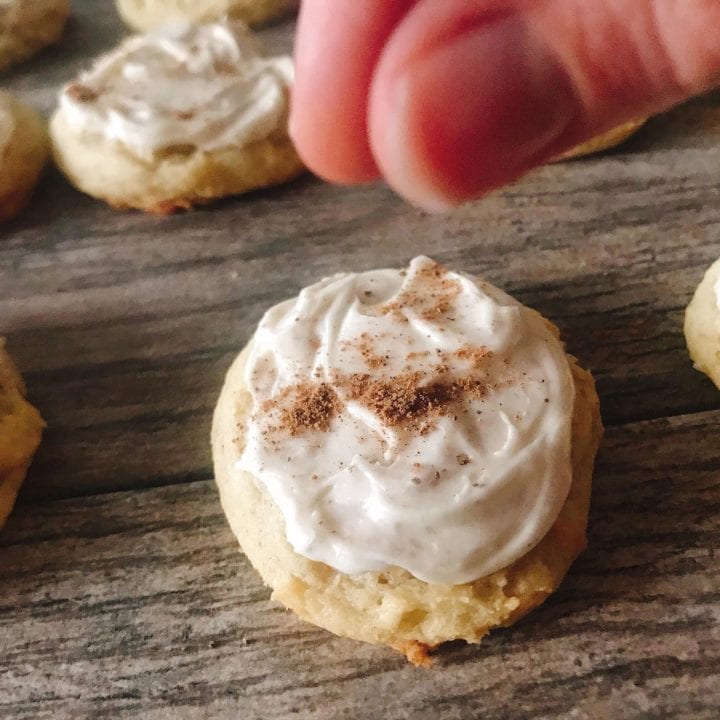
left=714, top=275, right=720, bottom=311
left=237, top=257, right=575, bottom=585
left=57, top=21, right=292, bottom=159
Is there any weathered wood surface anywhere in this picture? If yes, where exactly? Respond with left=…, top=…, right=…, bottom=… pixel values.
left=1, top=2, right=719, bottom=717
left=3, top=20, right=720, bottom=500
left=1, top=410, right=718, bottom=720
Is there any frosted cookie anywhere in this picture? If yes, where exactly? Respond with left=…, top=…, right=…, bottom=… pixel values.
left=116, top=0, right=298, bottom=32
left=0, top=0, right=69, bottom=72
left=684, top=257, right=720, bottom=390
left=556, top=119, right=646, bottom=161
left=0, top=92, right=49, bottom=222
left=212, top=256, right=603, bottom=665
left=50, top=21, right=303, bottom=213
left=0, top=339, right=44, bottom=529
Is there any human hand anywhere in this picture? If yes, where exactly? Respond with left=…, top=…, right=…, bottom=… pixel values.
left=290, top=0, right=720, bottom=210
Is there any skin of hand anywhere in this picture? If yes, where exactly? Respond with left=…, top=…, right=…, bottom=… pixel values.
left=290, top=0, right=720, bottom=210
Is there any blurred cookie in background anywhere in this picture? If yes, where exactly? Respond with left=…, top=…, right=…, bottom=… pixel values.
left=685, top=257, right=720, bottom=391
left=51, top=21, right=303, bottom=213
left=555, top=119, right=646, bottom=161
left=0, top=0, right=70, bottom=72
left=116, top=0, right=298, bottom=32
left=0, top=92, right=50, bottom=222
left=0, top=339, right=44, bottom=530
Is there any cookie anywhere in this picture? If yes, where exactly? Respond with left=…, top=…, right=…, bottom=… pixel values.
left=0, top=0, right=69, bottom=72
left=684, top=257, right=720, bottom=390
left=50, top=21, right=303, bottom=213
left=0, top=340, right=44, bottom=529
left=0, top=92, right=49, bottom=222
left=555, top=119, right=646, bottom=161
left=212, top=256, right=603, bottom=665
left=116, top=0, right=298, bottom=32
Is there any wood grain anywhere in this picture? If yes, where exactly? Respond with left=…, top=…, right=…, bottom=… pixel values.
left=1, top=2, right=719, bottom=718
left=2, top=72, right=720, bottom=500
left=0, top=410, right=718, bottom=719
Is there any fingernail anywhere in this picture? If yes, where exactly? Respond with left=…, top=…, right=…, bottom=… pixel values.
left=371, top=14, right=576, bottom=210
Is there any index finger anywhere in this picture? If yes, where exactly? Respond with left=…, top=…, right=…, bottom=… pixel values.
left=290, top=0, right=417, bottom=183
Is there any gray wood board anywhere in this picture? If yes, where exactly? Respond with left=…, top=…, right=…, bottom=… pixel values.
left=0, top=5, right=719, bottom=502
left=1, top=91, right=719, bottom=499
left=0, top=2, right=719, bottom=718
left=1, top=410, right=718, bottom=719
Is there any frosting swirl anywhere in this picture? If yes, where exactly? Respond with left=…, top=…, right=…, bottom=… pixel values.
left=57, top=21, right=293, bottom=159
left=237, top=257, right=576, bottom=585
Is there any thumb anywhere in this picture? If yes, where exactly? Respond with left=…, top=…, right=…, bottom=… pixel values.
left=368, top=0, right=720, bottom=210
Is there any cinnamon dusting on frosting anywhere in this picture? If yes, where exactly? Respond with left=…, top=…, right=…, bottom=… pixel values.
left=283, top=382, right=340, bottom=435
left=213, top=59, right=237, bottom=76
left=257, top=338, right=495, bottom=439
left=371, top=259, right=461, bottom=323
left=343, top=371, right=487, bottom=427
left=455, top=346, right=493, bottom=367
left=252, top=263, right=513, bottom=458
left=357, top=332, right=388, bottom=370
left=258, top=361, right=491, bottom=440
left=66, top=84, right=98, bottom=103
left=237, top=255, right=577, bottom=584
left=261, top=382, right=341, bottom=436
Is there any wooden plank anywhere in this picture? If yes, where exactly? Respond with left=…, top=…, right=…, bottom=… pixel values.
left=2, top=108, right=720, bottom=499
left=1, top=3, right=718, bottom=718
left=0, top=5, right=720, bottom=497
left=1, top=410, right=718, bottom=719
left=0, top=1, right=294, bottom=115
left=1, top=4, right=720, bottom=500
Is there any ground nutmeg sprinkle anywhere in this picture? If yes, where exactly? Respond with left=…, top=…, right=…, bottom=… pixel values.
left=279, top=382, right=341, bottom=436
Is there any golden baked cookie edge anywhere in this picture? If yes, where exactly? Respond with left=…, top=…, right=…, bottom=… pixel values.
left=0, top=92, right=49, bottom=222
left=115, top=0, right=298, bottom=32
left=554, top=119, right=646, bottom=162
left=0, top=340, right=44, bottom=528
left=50, top=111, right=304, bottom=213
left=211, top=326, right=603, bottom=665
left=0, top=0, right=70, bottom=72
left=684, top=257, right=720, bottom=390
